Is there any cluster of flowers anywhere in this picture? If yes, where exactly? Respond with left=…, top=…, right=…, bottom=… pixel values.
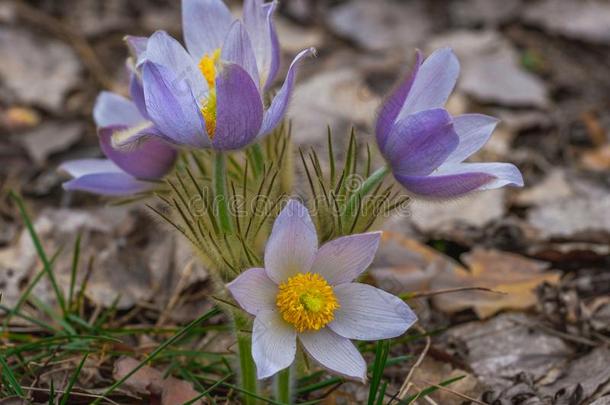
left=59, top=0, right=523, bottom=384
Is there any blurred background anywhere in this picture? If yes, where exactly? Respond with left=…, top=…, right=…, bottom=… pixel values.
left=1, top=0, right=609, bottom=403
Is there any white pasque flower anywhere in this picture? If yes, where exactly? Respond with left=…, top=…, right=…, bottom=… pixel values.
left=227, top=200, right=417, bottom=381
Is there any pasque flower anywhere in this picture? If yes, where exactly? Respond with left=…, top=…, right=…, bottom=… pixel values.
left=228, top=200, right=417, bottom=380
left=114, top=0, right=315, bottom=151
left=376, top=48, right=523, bottom=198
left=60, top=76, right=176, bottom=196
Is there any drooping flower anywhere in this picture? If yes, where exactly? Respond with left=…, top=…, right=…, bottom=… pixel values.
left=114, top=0, right=315, bottom=151
left=59, top=80, right=176, bottom=196
left=227, top=200, right=417, bottom=380
left=376, top=48, right=524, bottom=198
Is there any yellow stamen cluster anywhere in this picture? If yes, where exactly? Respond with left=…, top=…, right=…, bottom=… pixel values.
left=276, top=273, right=339, bottom=333
left=198, top=48, right=221, bottom=138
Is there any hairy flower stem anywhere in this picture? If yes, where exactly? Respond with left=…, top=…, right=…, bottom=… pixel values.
left=249, top=143, right=265, bottom=178
left=275, top=366, right=292, bottom=404
left=342, top=165, right=390, bottom=224
left=234, top=312, right=258, bottom=405
left=213, top=152, right=234, bottom=234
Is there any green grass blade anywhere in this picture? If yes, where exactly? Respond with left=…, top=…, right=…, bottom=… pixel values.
left=91, top=306, right=221, bottom=404
left=367, top=339, right=390, bottom=405
left=59, top=353, right=89, bottom=405
left=10, top=192, right=66, bottom=315
left=0, top=355, right=24, bottom=397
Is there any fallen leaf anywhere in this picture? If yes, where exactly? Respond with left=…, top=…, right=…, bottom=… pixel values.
left=275, top=16, right=324, bottom=55
left=370, top=230, right=465, bottom=294
left=516, top=169, right=573, bottom=207
left=113, top=357, right=204, bottom=405
left=290, top=68, right=379, bottom=145
left=410, top=358, right=483, bottom=405
left=539, top=347, right=610, bottom=401
left=524, top=0, right=610, bottom=45
left=581, top=144, right=610, bottom=172
left=428, top=30, right=549, bottom=108
left=112, top=356, right=164, bottom=395
left=527, top=192, right=610, bottom=242
left=1, top=106, right=41, bottom=131
left=0, top=27, right=81, bottom=111
left=431, top=248, right=561, bottom=318
left=409, top=189, right=507, bottom=237
left=449, top=0, right=522, bottom=27
left=326, top=0, right=431, bottom=52
left=161, top=377, right=203, bottom=405
left=447, top=312, right=573, bottom=392
left=17, top=121, right=84, bottom=165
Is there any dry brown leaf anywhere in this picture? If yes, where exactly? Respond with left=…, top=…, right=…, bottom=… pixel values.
left=112, top=357, right=203, bottom=404
left=370, top=230, right=466, bottom=294
left=582, top=144, right=610, bottom=172
left=112, top=356, right=164, bottom=395
left=431, top=248, right=561, bottom=318
left=161, top=377, right=203, bottom=405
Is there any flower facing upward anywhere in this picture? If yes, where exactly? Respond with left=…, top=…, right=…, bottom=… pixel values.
left=59, top=75, right=176, bottom=196
left=114, top=0, right=315, bottom=151
left=376, top=48, right=523, bottom=198
left=227, top=200, right=417, bottom=381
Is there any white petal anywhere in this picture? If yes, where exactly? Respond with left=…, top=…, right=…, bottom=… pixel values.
left=436, top=162, right=524, bottom=190
left=264, top=200, right=318, bottom=284
left=59, top=159, right=122, bottom=178
left=252, top=310, right=297, bottom=379
left=329, top=283, right=417, bottom=341
left=299, top=328, right=366, bottom=382
left=398, top=47, right=460, bottom=119
left=310, top=232, right=381, bottom=285
left=227, top=268, right=278, bottom=315
left=443, top=114, right=498, bottom=165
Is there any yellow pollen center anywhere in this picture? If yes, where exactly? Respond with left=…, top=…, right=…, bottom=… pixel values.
left=198, top=48, right=221, bottom=138
left=276, top=273, right=339, bottom=333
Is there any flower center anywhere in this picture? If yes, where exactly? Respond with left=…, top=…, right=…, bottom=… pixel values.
left=276, top=273, right=339, bottom=333
left=198, top=48, right=221, bottom=139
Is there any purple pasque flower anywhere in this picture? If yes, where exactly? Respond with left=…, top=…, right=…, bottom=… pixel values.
left=376, top=48, right=524, bottom=198
left=227, top=200, right=417, bottom=381
left=59, top=82, right=177, bottom=196
left=116, top=0, right=315, bottom=151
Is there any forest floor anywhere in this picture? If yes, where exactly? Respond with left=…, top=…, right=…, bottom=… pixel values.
left=0, top=0, right=609, bottom=404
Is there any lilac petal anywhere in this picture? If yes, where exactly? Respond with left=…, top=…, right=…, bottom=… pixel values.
left=222, top=21, right=260, bottom=90
left=129, top=72, right=149, bottom=119
left=142, top=62, right=209, bottom=148
left=384, top=108, right=458, bottom=176
left=243, top=0, right=280, bottom=89
left=444, top=114, right=499, bottom=165
left=376, top=50, right=423, bottom=153
left=63, top=172, right=153, bottom=196
left=394, top=171, right=496, bottom=198
left=264, top=200, right=318, bottom=284
left=211, top=62, right=263, bottom=150
left=438, top=162, right=524, bottom=190
left=252, top=310, right=297, bottom=379
left=182, top=0, right=234, bottom=59
left=299, top=328, right=366, bottom=382
left=257, top=48, right=315, bottom=138
left=311, top=232, right=381, bottom=286
left=59, top=158, right=122, bottom=178
left=329, top=283, right=417, bottom=341
left=93, top=91, right=142, bottom=128
left=98, top=126, right=176, bottom=180
left=141, top=31, right=207, bottom=101
left=398, top=47, right=460, bottom=119
left=227, top=268, right=278, bottom=316
left=125, top=36, right=148, bottom=62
